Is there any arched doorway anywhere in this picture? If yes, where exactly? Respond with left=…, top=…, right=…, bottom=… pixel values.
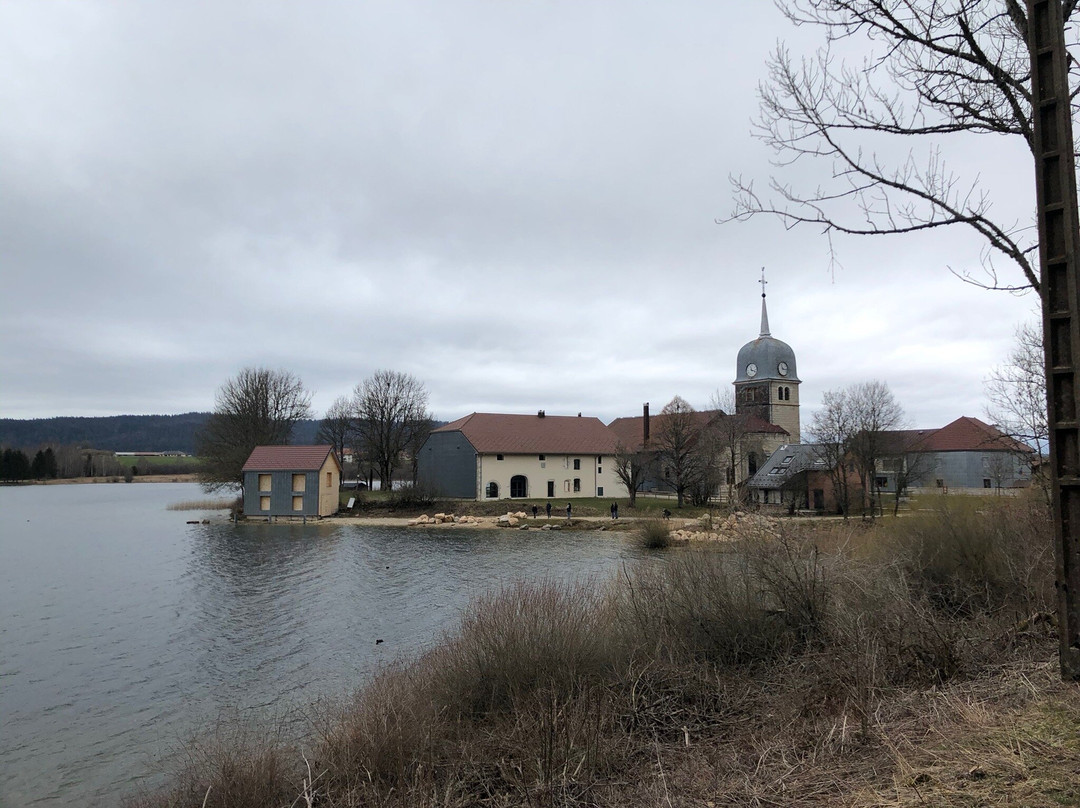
left=486, top=481, right=499, bottom=498
left=510, top=475, right=528, bottom=498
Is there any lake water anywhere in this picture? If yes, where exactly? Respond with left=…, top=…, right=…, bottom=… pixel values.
left=0, top=483, right=641, bottom=807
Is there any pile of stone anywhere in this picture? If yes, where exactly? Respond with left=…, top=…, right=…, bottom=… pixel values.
left=671, top=511, right=781, bottom=543
left=407, top=513, right=484, bottom=526
left=496, top=511, right=530, bottom=527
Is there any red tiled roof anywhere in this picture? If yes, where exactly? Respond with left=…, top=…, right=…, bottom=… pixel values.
left=607, top=409, right=787, bottom=451
left=433, top=413, right=620, bottom=454
left=242, top=445, right=339, bottom=471
left=916, top=416, right=1033, bottom=453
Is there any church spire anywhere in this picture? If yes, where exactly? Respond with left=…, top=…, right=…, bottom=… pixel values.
left=759, top=267, right=771, bottom=337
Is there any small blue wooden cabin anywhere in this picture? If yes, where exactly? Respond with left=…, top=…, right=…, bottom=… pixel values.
left=242, top=445, right=341, bottom=518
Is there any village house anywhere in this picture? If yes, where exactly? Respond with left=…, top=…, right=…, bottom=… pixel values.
left=874, top=416, right=1036, bottom=494
left=417, top=411, right=627, bottom=501
left=242, top=445, right=341, bottom=518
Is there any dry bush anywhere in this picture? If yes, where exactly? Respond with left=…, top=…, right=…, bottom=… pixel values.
left=637, top=519, right=672, bottom=549
left=124, top=716, right=302, bottom=808
left=616, top=534, right=829, bottom=668
left=878, top=495, right=1054, bottom=619
left=428, top=578, right=619, bottom=716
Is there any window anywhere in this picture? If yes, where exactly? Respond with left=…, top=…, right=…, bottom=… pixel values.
left=769, top=467, right=785, bottom=475
left=326, top=472, right=332, bottom=488
left=564, top=480, right=571, bottom=492
left=573, top=458, right=581, bottom=470
left=293, top=496, right=304, bottom=511
left=597, top=466, right=602, bottom=475
left=597, top=486, right=604, bottom=496
left=486, top=481, right=499, bottom=498
left=876, top=476, right=888, bottom=488
left=936, top=479, right=944, bottom=488
left=779, top=455, right=795, bottom=467
left=292, top=474, right=306, bottom=492
left=596, top=456, right=602, bottom=464
left=547, top=481, right=555, bottom=497
left=983, top=478, right=992, bottom=488
left=259, top=474, right=272, bottom=492
left=497, top=454, right=504, bottom=461
left=260, top=495, right=270, bottom=511
left=748, top=452, right=758, bottom=476
left=778, top=387, right=784, bottom=401
left=538, top=454, right=545, bottom=461
left=573, top=478, right=581, bottom=492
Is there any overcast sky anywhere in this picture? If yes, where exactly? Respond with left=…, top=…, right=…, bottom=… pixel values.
left=0, top=1, right=1043, bottom=431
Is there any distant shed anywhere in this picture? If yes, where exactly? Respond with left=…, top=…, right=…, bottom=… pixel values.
left=241, top=445, right=341, bottom=518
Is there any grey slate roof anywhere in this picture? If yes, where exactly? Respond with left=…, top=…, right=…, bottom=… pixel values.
left=746, top=443, right=828, bottom=489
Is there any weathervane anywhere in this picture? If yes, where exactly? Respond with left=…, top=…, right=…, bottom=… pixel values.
left=759, top=267, right=767, bottom=298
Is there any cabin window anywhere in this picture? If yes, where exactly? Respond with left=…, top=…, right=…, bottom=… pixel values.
left=293, top=496, right=304, bottom=511
left=984, top=478, right=992, bottom=488
left=259, top=474, right=272, bottom=492
left=936, top=479, right=944, bottom=488
left=326, top=472, right=332, bottom=488
left=292, top=474, right=305, bottom=492
left=260, top=496, right=270, bottom=511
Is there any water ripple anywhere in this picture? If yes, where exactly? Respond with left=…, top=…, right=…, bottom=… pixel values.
left=0, top=483, right=641, bottom=807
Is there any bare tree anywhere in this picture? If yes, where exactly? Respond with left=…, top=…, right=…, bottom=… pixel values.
left=727, top=0, right=1080, bottom=293
left=654, top=396, right=712, bottom=508
left=613, top=442, right=652, bottom=508
left=890, top=445, right=934, bottom=516
left=710, top=389, right=752, bottom=506
left=352, top=370, right=430, bottom=492
left=316, top=395, right=355, bottom=472
left=808, top=387, right=856, bottom=517
left=848, top=381, right=907, bottom=518
left=986, top=320, right=1048, bottom=459
left=196, top=367, right=313, bottom=492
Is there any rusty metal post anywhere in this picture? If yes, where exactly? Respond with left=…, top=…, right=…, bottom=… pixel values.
left=1028, top=0, right=1080, bottom=680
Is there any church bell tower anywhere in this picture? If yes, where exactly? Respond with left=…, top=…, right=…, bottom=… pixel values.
left=733, top=273, right=801, bottom=442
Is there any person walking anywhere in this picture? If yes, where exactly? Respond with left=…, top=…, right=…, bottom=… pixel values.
left=545, top=502, right=551, bottom=519
left=611, top=501, right=618, bottom=520
left=566, top=503, right=572, bottom=520
left=532, top=505, right=538, bottom=519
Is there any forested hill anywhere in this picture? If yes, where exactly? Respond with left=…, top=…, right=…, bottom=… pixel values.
left=0, top=414, right=320, bottom=453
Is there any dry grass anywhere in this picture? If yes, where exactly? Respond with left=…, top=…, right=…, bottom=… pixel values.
left=128, top=496, right=1074, bottom=808
left=167, top=498, right=237, bottom=511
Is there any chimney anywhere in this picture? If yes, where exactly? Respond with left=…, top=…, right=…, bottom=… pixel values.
left=643, top=402, right=650, bottom=444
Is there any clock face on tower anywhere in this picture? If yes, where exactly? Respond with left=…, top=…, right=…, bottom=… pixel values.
left=746, top=363, right=758, bottom=378
left=778, top=361, right=789, bottom=376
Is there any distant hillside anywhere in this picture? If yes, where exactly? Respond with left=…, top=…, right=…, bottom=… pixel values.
left=0, top=414, right=320, bottom=454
